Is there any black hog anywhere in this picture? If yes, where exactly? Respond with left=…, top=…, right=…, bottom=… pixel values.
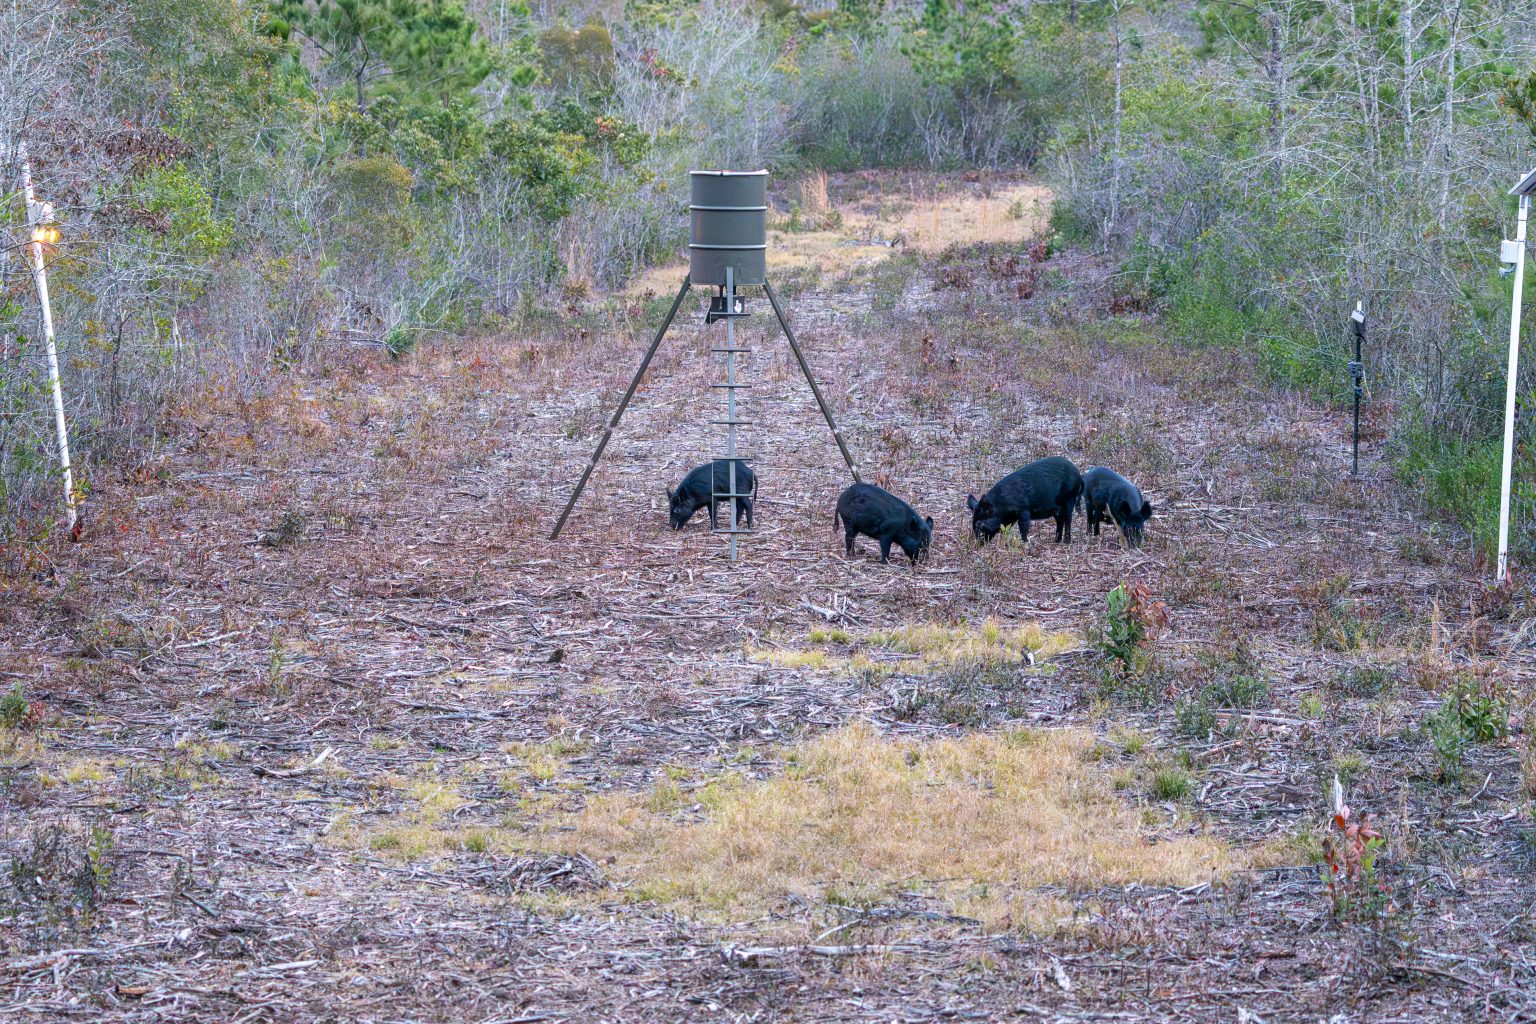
left=667, top=460, right=755, bottom=530
left=967, top=456, right=1083, bottom=545
left=834, top=483, right=933, bottom=565
left=1083, top=466, right=1153, bottom=548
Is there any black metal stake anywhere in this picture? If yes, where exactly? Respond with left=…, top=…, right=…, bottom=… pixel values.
left=549, top=274, right=692, bottom=539
left=1349, top=304, right=1365, bottom=476
left=763, top=278, right=861, bottom=483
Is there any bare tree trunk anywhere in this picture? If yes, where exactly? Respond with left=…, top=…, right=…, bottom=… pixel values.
left=1338, top=0, right=1379, bottom=176
left=1437, top=2, right=1461, bottom=236
left=1107, top=0, right=1124, bottom=239
left=1402, top=0, right=1414, bottom=163
left=1264, top=5, right=1282, bottom=140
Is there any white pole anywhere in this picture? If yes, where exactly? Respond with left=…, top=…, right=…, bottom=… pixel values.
left=1496, top=193, right=1527, bottom=583
left=19, top=143, right=78, bottom=536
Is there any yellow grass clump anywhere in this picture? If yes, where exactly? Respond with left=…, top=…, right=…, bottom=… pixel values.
left=866, top=618, right=1073, bottom=662
left=559, top=722, right=1238, bottom=920
left=750, top=618, right=1074, bottom=676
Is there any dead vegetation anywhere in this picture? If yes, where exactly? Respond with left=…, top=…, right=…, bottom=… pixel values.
left=1, top=171, right=1534, bottom=1022
left=561, top=722, right=1247, bottom=930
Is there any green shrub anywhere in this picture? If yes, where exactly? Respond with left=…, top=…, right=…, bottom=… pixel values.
left=1094, top=583, right=1155, bottom=676
left=1091, top=583, right=1169, bottom=705
left=538, top=19, right=615, bottom=95
left=1446, top=677, right=1509, bottom=743
left=1127, top=239, right=1342, bottom=402
left=1423, top=677, right=1509, bottom=779
left=384, top=325, right=419, bottom=359
left=1425, top=702, right=1469, bottom=778
left=5, top=823, right=115, bottom=930
left=1202, top=673, right=1270, bottom=710
left=0, top=685, right=29, bottom=729
left=1150, top=767, right=1192, bottom=801
left=1048, top=194, right=1099, bottom=246
left=1334, top=662, right=1397, bottom=698
left=1175, top=698, right=1217, bottom=739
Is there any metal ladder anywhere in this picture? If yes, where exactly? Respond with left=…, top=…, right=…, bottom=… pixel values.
left=710, top=266, right=752, bottom=560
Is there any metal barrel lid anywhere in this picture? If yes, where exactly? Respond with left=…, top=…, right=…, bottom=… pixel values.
left=690, top=170, right=768, bottom=209
left=689, top=171, right=768, bottom=208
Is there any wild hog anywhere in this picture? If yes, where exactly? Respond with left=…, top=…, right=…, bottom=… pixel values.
left=1082, top=466, right=1153, bottom=548
left=967, top=456, right=1083, bottom=545
left=667, top=460, right=755, bottom=530
left=835, top=483, right=933, bottom=565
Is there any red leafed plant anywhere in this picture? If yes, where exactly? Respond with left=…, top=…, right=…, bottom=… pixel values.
left=637, top=50, right=686, bottom=84
left=1322, top=776, right=1389, bottom=919
left=1095, top=582, right=1169, bottom=681
left=1125, top=582, right=1170, bottom=634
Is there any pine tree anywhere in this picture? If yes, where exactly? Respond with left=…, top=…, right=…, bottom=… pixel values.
left=276, top=0, right=491, bottom=113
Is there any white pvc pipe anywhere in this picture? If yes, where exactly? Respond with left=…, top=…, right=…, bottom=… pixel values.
left=19, top=143, right=77, bottom=535
left=1497, top=193, right=1527, bottom=583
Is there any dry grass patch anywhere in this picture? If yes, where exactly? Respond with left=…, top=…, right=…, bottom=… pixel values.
left=750, top=618, right=1073, bottom=677
left=622, top=181, right=1050, bottom=296
left=866, top=619, right=1073, bottom=662
left=0, top=727, right=47, bottom=766
left=557, top=722, right=1240, bottom=925
left=333, top=741, right=588, bottom=860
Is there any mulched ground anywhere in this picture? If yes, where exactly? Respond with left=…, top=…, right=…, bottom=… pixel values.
left=3, top=173, right=1534, bottom=1023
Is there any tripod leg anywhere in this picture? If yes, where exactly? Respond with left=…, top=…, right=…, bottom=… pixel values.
left=763, top=277, right=860, bottom=483
left=550, top=275, right=692, bottom=539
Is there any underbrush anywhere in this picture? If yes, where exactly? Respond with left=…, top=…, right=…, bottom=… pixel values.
left=1073, top=221, right=1532, bottom=563
left=1118, top=243, right=1343, bottom=403
left=1, top=821, right=116, bottom=950
left=1395, top=423, right=1529, bottom=557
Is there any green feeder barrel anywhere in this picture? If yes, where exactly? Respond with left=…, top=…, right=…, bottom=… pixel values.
left=689, top=170, right=768, bottom=287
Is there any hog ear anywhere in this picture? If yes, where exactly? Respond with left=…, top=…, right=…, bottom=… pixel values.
left=1141, top=500, right=1154, bottom=519
left=966, top=494, right=978, bottom=512
left=665, top=487, right=674, bottom=502
left=924, top=516, right=934, bottom=530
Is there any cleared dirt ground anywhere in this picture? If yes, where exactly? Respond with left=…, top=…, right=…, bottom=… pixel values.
left=3, top=172, right=1535, bottom=1023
